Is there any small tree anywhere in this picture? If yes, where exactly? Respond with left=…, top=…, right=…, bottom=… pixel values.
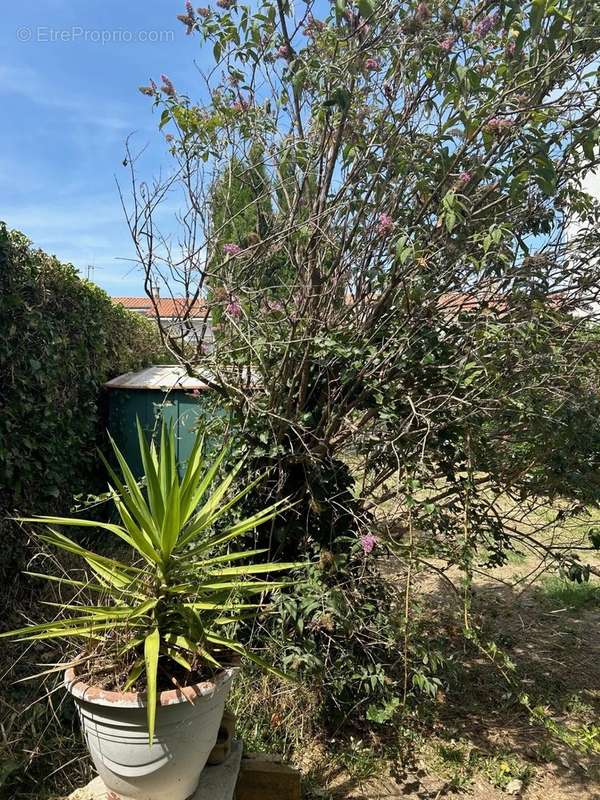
left=124, top=0, right=600, bottom=716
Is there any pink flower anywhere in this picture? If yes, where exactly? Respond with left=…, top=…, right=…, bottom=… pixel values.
left=304, top=14, right=325, bottom=35
left=139, top=84, right=155, bottom=96
left=377, top=212, right=394, bottom=236
left=383, top=81, right=395, bottom=100
left=439, top=36, right=455, bottom=52
left=177, top=13, right=196, bottom=33
left=223, top=243, right=242, bottom=256
left=415, top=2, right=431, bottom=22
left=277, top=44, right=292, bottom=60
left=360, top=533, right=377, bottom=555
left=177, top=0, right=196, bottom=28
left=266, top=299, right=283, bottom=312
left=216, top=0, right=233, bottom=9
left=458, top=171, right=472, bottom=184
left=165, top=133, right=174, bottom=143
left=506, top=39, right=516, bottom=56
left=486, top=116, right=515, bottom=134
left=160, top=75, right=176, bottom=97
left=364, top=57, right=380, bottom=71
left=231, top=97, right=249, bottom=112
left=352, top=18, right=371, bottom=40
left=474, top=13, right=500, bottom=38
left=225, top=299, right=242, bottom=318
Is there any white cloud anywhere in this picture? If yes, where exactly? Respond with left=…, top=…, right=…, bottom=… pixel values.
left=3, top=192, right=133, bottom=289
left=582, top=168, right=600, bottom=199
left=0, top=64, right=134, bottom=131
left=7, top=196, right=124, bottom=233
left=4, top=186, right=188, bottom=294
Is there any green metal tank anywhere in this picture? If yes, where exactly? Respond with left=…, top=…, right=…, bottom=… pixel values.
left=104, top=365, right=213, bottom=477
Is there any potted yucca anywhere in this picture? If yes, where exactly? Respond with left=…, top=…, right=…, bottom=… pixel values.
left=3, top=423, right=299, bottom=800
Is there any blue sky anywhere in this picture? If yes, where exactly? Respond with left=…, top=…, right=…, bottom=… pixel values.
left=1, top=1, right=206, bottom=295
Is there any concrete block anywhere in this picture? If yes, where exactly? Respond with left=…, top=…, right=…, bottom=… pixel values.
left=67, top=740, right=243, bottom=800
left=199, top=739, right=243, bottom=799
left=235, top=755, right=301, bottom=800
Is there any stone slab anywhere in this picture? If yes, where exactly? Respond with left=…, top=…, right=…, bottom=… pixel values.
left=235, top=755, right=301, bottom=800
left=68, top=739, right=243, bottom=800
left=199, top=739, right=242, bottom=799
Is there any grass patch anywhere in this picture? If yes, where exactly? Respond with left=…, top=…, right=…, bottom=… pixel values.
left=505, top=547, right=529, bottom=565
left=480, top=752, right=534, bottom=791
left=563, top=692, right=597, bottom=723
left=0, top=688, right=89, bottom=799
left=428, top=739, right=478, bottom=790
left=228, top=668, right=325, bottom=765
left=333, top=737, right=381, bottom=783
left=539, top=577, right=600, bottom=610
left=428, top=739, right=535, bottom=793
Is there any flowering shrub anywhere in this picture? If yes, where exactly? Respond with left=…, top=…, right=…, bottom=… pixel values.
left=123, top=0, right=600, bottom=723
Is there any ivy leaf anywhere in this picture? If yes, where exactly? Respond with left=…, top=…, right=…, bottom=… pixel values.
left=358, top=0, right=375, bottom=18
left=589, top=528, right=600, bottom=550
left=529, top=0, right=546, bottom=36
left=395, top=237, right=413, bottom=264
left=333, top=88, right=351, bottom=112
left=582, top=130, right=597, bottom=162
left=366, top=696, right=400, bottom=723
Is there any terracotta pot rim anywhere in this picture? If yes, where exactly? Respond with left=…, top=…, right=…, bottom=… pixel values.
left=64, top=666, right=235, bottom=708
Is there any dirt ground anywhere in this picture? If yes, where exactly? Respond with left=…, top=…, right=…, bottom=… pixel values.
left=320, top=548, right=600, bottom=800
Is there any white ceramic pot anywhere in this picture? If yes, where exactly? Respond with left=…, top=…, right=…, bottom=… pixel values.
left=65, top=667, right=235, bottom=800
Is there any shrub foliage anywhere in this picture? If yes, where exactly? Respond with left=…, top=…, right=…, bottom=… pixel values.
left=0, top=224, right=164, bottom=582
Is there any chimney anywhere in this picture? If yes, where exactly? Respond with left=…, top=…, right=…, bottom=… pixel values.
left=152, top=285, right=160, bottom=300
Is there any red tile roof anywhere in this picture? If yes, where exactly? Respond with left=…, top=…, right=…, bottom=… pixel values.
left=112, top=296, right=207, bottom=318
left=437, top=292, right=507, bottom=312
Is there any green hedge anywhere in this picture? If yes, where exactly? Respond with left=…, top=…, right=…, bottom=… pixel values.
left=0, top=224, right=165, bottom=581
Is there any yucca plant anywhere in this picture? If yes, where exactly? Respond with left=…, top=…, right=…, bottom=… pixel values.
left=3, top=422, right=300, bottom=742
